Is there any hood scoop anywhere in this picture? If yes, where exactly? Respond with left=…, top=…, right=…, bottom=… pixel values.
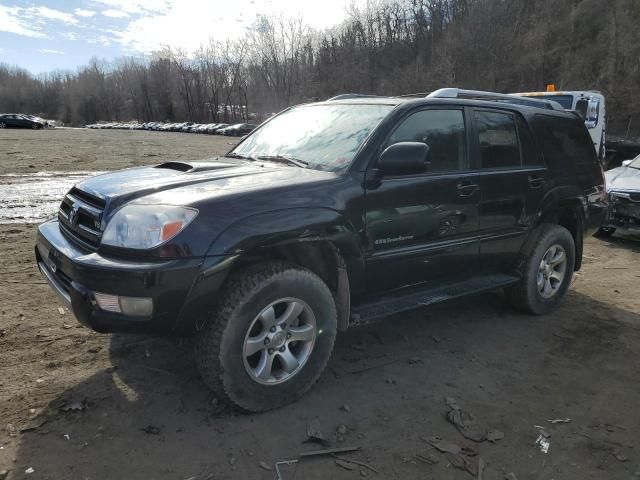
left=155, top=160, right=237, bottom=173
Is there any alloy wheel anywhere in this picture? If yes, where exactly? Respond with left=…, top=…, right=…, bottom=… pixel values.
left=537, top=244, right=567, bottom=298
left=243, top=297, right=317, bottom=385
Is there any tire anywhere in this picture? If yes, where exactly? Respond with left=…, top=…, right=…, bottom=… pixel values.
left=194, top=261, right=337, bottom=412
left=595, top=226, right=616, bottom=238
left=0, top=122, right=5, bottom=129
left=505, top=224, right=575, bottom=315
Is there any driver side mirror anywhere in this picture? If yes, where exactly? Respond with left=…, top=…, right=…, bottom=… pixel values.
left=378, top=142, right=430, bottom=176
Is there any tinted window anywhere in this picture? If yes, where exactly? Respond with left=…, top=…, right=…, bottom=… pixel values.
left=530, top=115, right=597, bottom=169
left=516, top=115, right=541, bottom=166
left=388, top=109, right=466, bottom=172
left=475, top=111, right=520, bottom=169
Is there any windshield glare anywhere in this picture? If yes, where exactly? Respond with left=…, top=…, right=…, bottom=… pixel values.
left=230, top=104, right=394, bottom=171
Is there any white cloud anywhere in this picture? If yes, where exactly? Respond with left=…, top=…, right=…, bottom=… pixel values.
left=27, top=6, right=78, bottom=25
left=0, top=5, right=47, bottom=38
left=61, top=31, right=79, bottom=40
left=39, top=49, right=65, bottom=55
left=115, top=0, right=356, bottom=53
left=92, top=0, right=170, bottom=14
left=102, top=9, right=130, bottom=18
left=74, top=8, right=96, bottom=17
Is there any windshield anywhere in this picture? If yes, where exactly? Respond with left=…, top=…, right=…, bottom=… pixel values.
left=629, top=155, right=640, bottom=169
left=537, top=94, right=575, bottom=109
left=230, top=103, right=394, bottom=171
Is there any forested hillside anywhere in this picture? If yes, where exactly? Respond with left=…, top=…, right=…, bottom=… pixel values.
left=1, top=0, right=638, bottom=135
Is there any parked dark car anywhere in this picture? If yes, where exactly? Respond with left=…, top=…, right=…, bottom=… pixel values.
left=598, top=154, right=640, bottom=236
left=219, top=123, right=257, bottom=136
left=0, top=113, right=45, bottom=129
left=36, top=88, right=606, bottom=412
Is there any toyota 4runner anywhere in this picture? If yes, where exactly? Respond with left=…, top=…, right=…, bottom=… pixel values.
left=36, top=88, right=606, bottom=411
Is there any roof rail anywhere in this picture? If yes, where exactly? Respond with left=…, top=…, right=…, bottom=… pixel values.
left=427, top=88, right=564, bottom=111
left=328, top=94, right=382, bottom=101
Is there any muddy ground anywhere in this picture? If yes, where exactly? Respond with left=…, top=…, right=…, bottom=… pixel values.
left=1, top=129, right=640, bottom=480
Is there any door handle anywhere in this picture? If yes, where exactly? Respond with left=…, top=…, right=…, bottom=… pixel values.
left=456, top=181, right=479, bottom=197
left=528, top=175, right=546, bottom=189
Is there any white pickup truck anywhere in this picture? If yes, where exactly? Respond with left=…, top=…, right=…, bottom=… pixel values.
left=515, top=90, right=606, bottom=160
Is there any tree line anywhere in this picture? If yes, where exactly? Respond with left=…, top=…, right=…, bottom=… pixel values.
left=1, top=0, right=639, bottom=136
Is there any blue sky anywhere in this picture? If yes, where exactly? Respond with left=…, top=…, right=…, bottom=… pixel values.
left=0, top=0, right=356, bottom=74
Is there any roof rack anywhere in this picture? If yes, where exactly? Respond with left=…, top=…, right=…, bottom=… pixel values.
left=327, top=94, right=383, bottom=101
left=427, top=88, right=564, bottom=111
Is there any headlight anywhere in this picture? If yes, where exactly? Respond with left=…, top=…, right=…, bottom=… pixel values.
left=101, top=205, right=198, bottom=249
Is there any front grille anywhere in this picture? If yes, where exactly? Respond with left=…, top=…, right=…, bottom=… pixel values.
left=58, top=187, right=106, bottom=249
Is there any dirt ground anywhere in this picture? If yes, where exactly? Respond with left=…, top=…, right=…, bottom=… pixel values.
left=1, top=129, right=640, bottom=480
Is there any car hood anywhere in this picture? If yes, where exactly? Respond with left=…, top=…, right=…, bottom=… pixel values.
left=74, top=159, right=337, bottom=212
left=606, top=165, right=640, bottom=193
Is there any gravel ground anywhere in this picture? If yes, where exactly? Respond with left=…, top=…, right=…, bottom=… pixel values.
left=1, top=129, right=639, bottom=480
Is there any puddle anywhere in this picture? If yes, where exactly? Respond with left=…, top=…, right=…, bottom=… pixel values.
left=0, top=171, right=105, bottom=223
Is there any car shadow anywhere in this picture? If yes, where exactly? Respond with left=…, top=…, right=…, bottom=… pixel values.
left=8, top=289, right=640, bottom=480
left=593, top=230, right=640, bottom=252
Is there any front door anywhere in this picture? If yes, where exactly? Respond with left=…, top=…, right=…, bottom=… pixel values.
left=365, top=107, right=480, bottom=293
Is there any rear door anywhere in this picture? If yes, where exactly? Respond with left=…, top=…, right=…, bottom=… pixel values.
left=471, top=108, right=548, bottom=273
left=364, top=107, right=480, bottom=293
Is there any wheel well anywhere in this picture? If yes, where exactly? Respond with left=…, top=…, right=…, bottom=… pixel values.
left=230, top=240, right=351, bottom=330
left=541, top=203, right=584, bottom=270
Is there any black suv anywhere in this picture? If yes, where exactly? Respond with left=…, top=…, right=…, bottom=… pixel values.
left=36, top=89, right=606, bottom=411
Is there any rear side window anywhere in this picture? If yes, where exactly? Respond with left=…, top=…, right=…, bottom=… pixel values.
left=516, top=115, right=542, bottom=166
left=530, top=115, right=597, bottom=169
left=387, top=109, right=467, bottom=173
left=474, top=111, right=520, bottom=169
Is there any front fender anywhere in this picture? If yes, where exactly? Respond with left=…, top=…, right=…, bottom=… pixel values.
left=206, top=207, right=366, bottom=291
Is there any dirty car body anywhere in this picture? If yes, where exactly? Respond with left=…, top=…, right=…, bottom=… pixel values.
left=36, top=92, right=606, bottom=411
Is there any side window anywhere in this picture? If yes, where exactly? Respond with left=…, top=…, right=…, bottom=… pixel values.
left=516, top=115, right=542, bottom=166
left=475, top=111, right=521, bottom=169
left=531, top=115, right=598, bottom=170
left=387, top=109, right=466, bottom=173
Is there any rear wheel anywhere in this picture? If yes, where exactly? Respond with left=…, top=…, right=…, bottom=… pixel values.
left=0, top=122, right=5, bottom=129
left=506, top=224, right=575, bottom=315
left=195, top=261, right=337, bottom=412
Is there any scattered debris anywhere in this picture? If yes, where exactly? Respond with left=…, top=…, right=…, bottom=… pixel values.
left=423, top=436, right=461, bottom=455
left=63, top=434, right=70, bottom=441
left=275, top=459, right=299, bottom=480
left=613, top=449, right=630, bottom=462
left=445, top=397, right=487, bottom=442
left=20, top=417, right=47, bottom=432
left=25, top=467, right=34, bottom=474
left=335, top=459, right=358, bottom=471
left=487, top=429, right=504, bottom=443
left=6, top=424, right=17, bottom=437
left=61, top=399, right=86, bottom=412
left=337, top=424, right=348, bottom=435
left=58, top=307, right=65, bottom=315
left=504, top=473, right=518, bottom=480
left=62, top=323, right=72, bottom=329
left=333, top=455, right=380, bottom=474
left=414, top=452, right=440, bottom=465
left=305, top=418, right=330, bottom=447
left=87, top=346, right=101, bottom=354
left=446, top=452, right=477, bottom=476
left=408, top=356, right=422, bottom=364
left=299, top=446, right=361, bottom=458
left=385, top=377, right=397, bottom=385
left=340, top=404, right=351, bottom=413
left=258, top=461, right=272, bottom=471
left=139, top=425, right=161, bottom=435
left=547, top=418, right=572, bottom=424
left=0, top=469, right=8, bottom=480
left=477, top=457, right=485, bottom=480
left=535, top=434, right=550, bottom=454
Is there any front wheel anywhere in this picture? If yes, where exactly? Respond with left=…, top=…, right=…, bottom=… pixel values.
left=195, top=262, right=337, bottom=412
left=506, top=224, right=575, bottom=315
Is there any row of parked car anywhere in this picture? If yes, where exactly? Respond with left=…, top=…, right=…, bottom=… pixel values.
left=86, top=121, right=258, bottom=137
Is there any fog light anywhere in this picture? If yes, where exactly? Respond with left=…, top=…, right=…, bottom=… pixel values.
left=94, top=292, right=153, bottom=317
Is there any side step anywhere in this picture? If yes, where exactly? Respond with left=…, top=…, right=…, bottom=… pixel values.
left=350, top=274, right=519, bottom=326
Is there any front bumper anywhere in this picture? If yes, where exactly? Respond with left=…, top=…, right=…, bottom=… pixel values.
left=602, top=191, right=640, bottom=232
left=36, top=219, right=234, bottom=335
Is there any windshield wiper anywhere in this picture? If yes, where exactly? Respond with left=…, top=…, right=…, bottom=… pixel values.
left=256, top=155, right=309, bottom=168
left=224, top=152, right=255, bottom=161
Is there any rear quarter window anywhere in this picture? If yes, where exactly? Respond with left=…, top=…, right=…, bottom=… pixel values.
left=530, top=115, right=597, bottom=173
